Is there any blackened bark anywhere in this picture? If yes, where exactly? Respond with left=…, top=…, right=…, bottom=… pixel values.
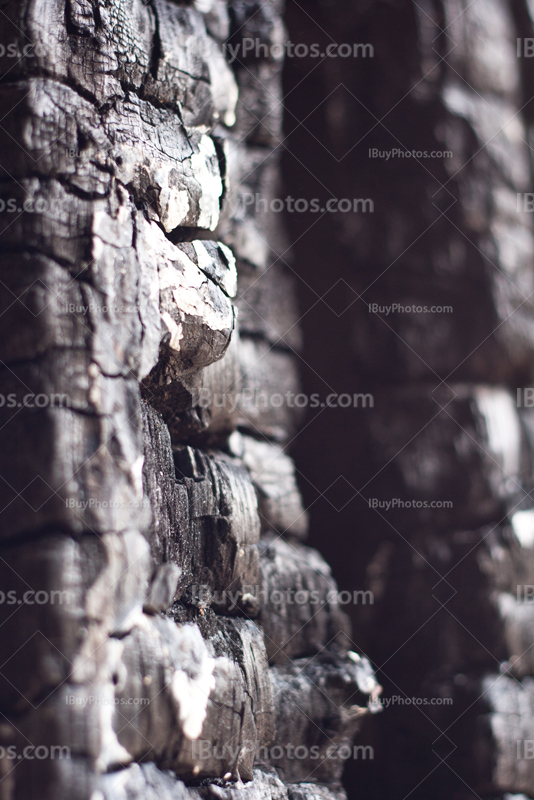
left=0, top=1, right=379, bottom=799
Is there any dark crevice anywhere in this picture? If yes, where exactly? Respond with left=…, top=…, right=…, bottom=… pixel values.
left=147, top=0, right=163, bottom=81
left=92, top=0, right=103, bottom=30
left=212, top=134, right=228, bottom=208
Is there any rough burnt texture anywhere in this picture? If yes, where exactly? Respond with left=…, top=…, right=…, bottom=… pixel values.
left=282, top=1, right=534, bottom=799
left=4, top=1, right=534, bottom=799
left=0, top=1, right=380, bottom=799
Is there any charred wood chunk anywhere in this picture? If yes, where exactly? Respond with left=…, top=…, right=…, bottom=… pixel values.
left=0, top=194, right=159, bottom=382
left=173, top=446, right=261, bottom=613
left=140, top=231, right=237, bottom=438
left=141, top=233, right=237, bottom=416
left=142, top=400, right=189, bottom=571
left=367, top=385, right=530, bottom=533
left=0, top=531, right=150, bottom=712
left=236, top=337, right=301, bottom=442
left=188, top=329, right=242, bottom=444
left=0, top=178, right=93, bottom=267
left=0, top=0, right=155, bottom=98
left=154, top=325, right=242, bottom=446
left=0, top=188, right=161, bottom=379
left=144, top=563, right=183, bottom=615
left=266, top=650, right=381, bottom=784
left=258, top=533, right=350, bottom=664
left=154, top=322, right=304, bottom=448
left=143, top=402, right=260, bottom=613
left=229, top=433, right=308, bottom=540
left=114, top=616, right=217, bottom=768
left=147, top=317, right=304, bottom=447
left=216, top=145, right=286, bottom=271
left=116, top=616, right=273, bottom=783
left=0, top=78, right=225, bottom=236
left=146, top=0, right=238, bottom=129
left=0, top=0, right=237, bottom=133
left=0, top=620, right=223, bottom=798
left=235, top=261, right=303, bottom=352
left=178, top=618, right=274, bottom=781
left=0, top=366, right=146, bottom=539
left=467, top=674, right=534, bottom=795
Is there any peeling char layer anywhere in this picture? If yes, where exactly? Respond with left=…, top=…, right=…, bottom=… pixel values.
left=155, top=238, right=235, bottom=370
left=140, top=226, right=237, bottom=416
left=107, top=97, right=223, bottom=232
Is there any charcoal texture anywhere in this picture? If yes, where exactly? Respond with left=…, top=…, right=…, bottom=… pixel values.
left=3, top=0, right=532, bottom=799
left=0, top=2, right=378, bottom=799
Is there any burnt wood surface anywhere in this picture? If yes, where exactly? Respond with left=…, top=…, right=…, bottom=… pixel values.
left=3, top=0, right=534, bottom=799
left=0, top=1, right=379, bottom=799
